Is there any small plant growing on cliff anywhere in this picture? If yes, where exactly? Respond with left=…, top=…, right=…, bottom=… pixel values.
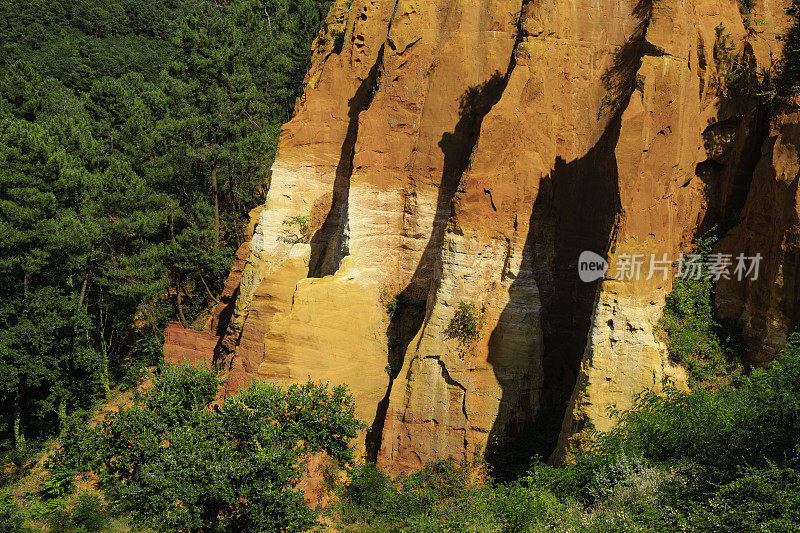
left=382, top=294, right=400, bottom=319
left=597, top=92, right=613, bottom=121
left=380, top=282, right=408, bottom=319
left=713, top=25, right=740, bottom=90
left=280, top=215, right=311, bottom=244
left=713, top=24, right=765, bottom=97
left=657, top=230, right=743, bottom=387
left=446, top=302, right=484, bottom=345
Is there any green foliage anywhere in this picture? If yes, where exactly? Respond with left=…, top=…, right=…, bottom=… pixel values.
left=0, top=0, right=179, bottom=91
left=713, top=24, right=757, bottom=96
left=597, top=92, right=612, bottom=121
left=739, top=0, right=755, bottom=14
left=385, top=296, right=400, bottom=319
left=525, top=337, right=800, bottom=530
left=699, top=463, right=800, bottom=531
left=332, top=459, right=564, bottom=531
left=778, top=0, right=800, bottom=99
left=48, top=492, right=111, bottom=533
left=712, top=23, right=781, bottom=101
left=445, top=302, right=484, bottom=345
left=58, top=364, right=362, bottom=532
left=711, top=12, right=800, bottom=103
left=0, top=0, right=332, bottom=452
left=658, top=231, right=742, bottom=386
left=380, top=289, right=401, bottom=319
left=0, top=491, right=26, bottom=533
left=583, top=334, right=800, bottom=475
left=331, top=336, right=800, bottom=532
left=280, top=215, right=311, bottom=244
left=40, top=467, right=75, bottom=499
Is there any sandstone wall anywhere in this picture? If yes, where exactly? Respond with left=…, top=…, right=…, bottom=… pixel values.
left=175, top=0, right=799, bottom=470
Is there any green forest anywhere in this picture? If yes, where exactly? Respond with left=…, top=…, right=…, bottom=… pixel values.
left=3, top=0, right=800, bottom=531
left=0, top=0, right=330, bottom=450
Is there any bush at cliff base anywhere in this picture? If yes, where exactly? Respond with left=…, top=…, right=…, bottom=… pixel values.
left=56, top=364, right=362, bottom=533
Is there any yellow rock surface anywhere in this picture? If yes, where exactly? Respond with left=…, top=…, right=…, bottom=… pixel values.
left=190, top=0, right=800, bottom=470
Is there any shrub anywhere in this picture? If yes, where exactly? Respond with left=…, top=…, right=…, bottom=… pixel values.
left=379, top=287, right=401, bottom=319
left=337, top=462, right=398, bottom=523
left=704, top=464, right=800, bottom=531
left=48, top=492, right=111, bottom=533
left=491, top=483, right=565, bottom=530
left=57, top=365, right=363, bottom=533
left=445, top=302, right=483, bottom=345
left=333, top=458, right=563, bottom=531
left=0, top=492, right=26, bottom=533
left=280, top=215, right=311, bottom=244
left=40, top=466, right=75, bottom=499
left=70, top=493, right=111, bottom=533
left=335, top=331, right=800, bottom=532
left=713, top=24, right=761, bottom=97
left=583, top=333, right=800, bottom=475
left=586, top=452, right=655, bottom=502
left=658, top=231, right=743, bottom=386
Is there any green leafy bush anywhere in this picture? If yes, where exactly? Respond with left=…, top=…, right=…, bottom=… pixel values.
left=0, top=492, right=26, bottom=533
left=658, top=231, right=742, bottom=386
left=58, top=364, right=363, bottom=533
left=380, top=289, right=401, bottom=319
left=332, top=338, right=800, bottom=531
left=48, top=492, right=111, bottom=533
left=280, top=215, right=311, bottom=244
left=445, top=302, right=484, bottom=345
left=713, top=23, right=764, bottom=97
left=333, top=458, right=564, bottom=531
left=584, top=332, right=800, bottom=474
left=40, top=467, right=75, bottom=499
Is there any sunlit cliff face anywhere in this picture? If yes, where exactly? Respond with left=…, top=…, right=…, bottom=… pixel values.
left=167, top=0, right=800, bottom=472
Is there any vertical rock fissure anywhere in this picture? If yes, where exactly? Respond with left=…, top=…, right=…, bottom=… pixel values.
left=700, top=103, right=772, bottom=233
left=365, top=0, right=533, bottom=461
left=424, top=356, right=470, bottom=419
left=308, top=44, right=385, bottom=278
left=486, top=0, right=651, bottom=477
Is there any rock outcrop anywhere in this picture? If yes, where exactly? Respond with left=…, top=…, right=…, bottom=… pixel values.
left=162, top=206, right=263, bottom=367
left=171, top=0, right=799, bottom=470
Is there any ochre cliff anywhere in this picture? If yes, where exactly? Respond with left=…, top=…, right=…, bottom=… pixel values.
left=168, top=0, right=800, bottom=470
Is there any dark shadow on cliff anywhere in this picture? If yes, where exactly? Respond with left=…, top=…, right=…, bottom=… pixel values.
left=599, top=0, right=653, bottom=118
left=484, top=114, right=624, bottom=479
left=308, top=45, right=385, bottom=278
left=364, top=72, right=509, bottom=460
left=484, top=0, right=651, bottom=479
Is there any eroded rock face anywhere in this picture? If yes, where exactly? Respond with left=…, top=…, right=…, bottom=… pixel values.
left=176, top=0, right=799, bottom=470
left=715, top=109, right=800, bottom=364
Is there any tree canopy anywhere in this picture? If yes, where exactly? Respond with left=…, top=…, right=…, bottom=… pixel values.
left=0, top=0, right=331, bottom=455
left=58, top=365, right=362, bottom=532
